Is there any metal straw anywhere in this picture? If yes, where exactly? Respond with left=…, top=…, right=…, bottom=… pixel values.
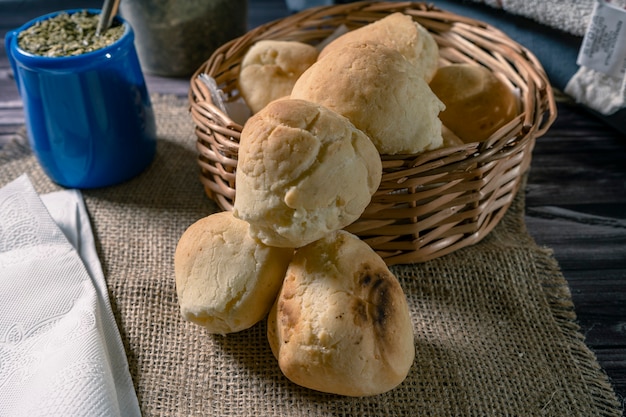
left=96, top=0, right=121, bottom=36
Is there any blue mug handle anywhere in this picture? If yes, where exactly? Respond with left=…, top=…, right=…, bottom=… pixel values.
left=5, top=30, right=21, bottom=96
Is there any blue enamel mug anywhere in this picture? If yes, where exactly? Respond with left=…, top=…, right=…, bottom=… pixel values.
left=5, top=9, right=157, bottom=188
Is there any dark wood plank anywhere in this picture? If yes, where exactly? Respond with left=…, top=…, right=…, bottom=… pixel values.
left=526, top=104, right=626, bottom=207
left=526, top=209, right=626, bottom=270
left=524, top=98, right=626, bottom=399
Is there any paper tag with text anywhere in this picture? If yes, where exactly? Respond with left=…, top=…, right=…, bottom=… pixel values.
left=577, top=0, right=626, bottom=78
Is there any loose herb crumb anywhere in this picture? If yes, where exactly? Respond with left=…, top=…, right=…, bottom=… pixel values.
left=18, top=10, right=124, bottom=57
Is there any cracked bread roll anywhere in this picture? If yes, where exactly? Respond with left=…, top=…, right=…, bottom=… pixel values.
left=174, top=211, right=293, bottom=335
left=238, top=40, right=319, bottom=114
left=232, top=98, right=382, bottom=248
left=267, top=230, right=415, bottom=397
left=319, top=12, right=439, bottom=82
left=291, top=42, right=445, bottom=155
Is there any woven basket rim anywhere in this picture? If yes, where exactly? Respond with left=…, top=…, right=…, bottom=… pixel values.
left=187, top=1, right=557, bottom=264
left=189, top=1, right=556, bottom=144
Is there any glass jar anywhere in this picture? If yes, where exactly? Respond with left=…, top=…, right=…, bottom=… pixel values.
left=120, top=0, right=248, bottom=77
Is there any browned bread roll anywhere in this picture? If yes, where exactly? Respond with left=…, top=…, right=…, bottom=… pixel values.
left=174, top=211, right=293, bottom=334
left=232, top=98, right=382, bottom=248
left=291, top=42, right=445, bottom=155
left=318, top=12, right=439, bottom=82
left=429, top=63, right=519, bottom=143
left=441, top=124, right=465, bottom=147
left=267, top=230, right=415, bottom=397
left=238, top=40, right=318, bottom=114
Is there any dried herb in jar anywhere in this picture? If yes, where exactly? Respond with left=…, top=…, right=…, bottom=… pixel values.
left=17, top=10, right=124, bottom=57
left=119, top=0, right=247, bottom=77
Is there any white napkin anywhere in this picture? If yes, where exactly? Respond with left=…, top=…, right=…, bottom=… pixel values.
left=0, top=175, right=141, bottom=417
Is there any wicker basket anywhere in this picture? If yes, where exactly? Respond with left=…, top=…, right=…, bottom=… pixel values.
left=188, top=1, right=556, bottom=265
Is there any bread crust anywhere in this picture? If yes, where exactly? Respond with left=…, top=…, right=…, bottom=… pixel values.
left=319, top=12, right=439, bottom=82
left=238, top=40, right=319, bottom=114
left=429, top=63, right=519, bottom=142
left=174, top=211, right=293, bottom=334
left=291, top=42, right=444, bottom=155
left=268, top=230, right=415, bottom=396
left=233, top=99, right=382, bottom=248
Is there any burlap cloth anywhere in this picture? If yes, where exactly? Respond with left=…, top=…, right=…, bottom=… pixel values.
left=1, top=95, right=622, bottom=417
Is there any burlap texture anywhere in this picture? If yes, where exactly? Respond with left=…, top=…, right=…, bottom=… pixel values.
left=1, top=94, right=621, bottom=417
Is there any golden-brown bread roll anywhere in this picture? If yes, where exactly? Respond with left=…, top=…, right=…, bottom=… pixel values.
left=318, top=12, right=439, bottom=82
left=429, top=63, right=519, bottom=143
left=238, top=40, right=319, bottom=114
left=291, top=42, right=445, bottom=155
left=267, top=230, right=415, bottom=397
left=174, top=211, right=293, bottom=335
left=441, top=125, right=465, bottom=148
left=232, top=98, right=382, bottom=248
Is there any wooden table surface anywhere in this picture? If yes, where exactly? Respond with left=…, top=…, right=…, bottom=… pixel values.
left=2, top=0, right=625, bottom=405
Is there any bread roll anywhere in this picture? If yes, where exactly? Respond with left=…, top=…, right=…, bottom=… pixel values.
left=291, top=42, right=445, bottom=155
left=238, top=40, right=319, bottom=114
left=174, top=211, right=293, bottom=335
left=429, top=63, right=519, bottom=143
left=233, top=98, right=382, bottom=248
left=441, top=125, right=465, bottom=148
left=319, top=12, right=439, bottom=82
left=267, top=230, right=415, bottom=397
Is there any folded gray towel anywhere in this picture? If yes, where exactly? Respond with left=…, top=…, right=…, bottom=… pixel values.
left=469, top=0, right=626, bottom=36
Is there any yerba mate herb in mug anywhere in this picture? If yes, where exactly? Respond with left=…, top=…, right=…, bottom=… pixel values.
left=6, top=9, right=157, bottom=188
left=17, top=10, right=124, bottom=57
